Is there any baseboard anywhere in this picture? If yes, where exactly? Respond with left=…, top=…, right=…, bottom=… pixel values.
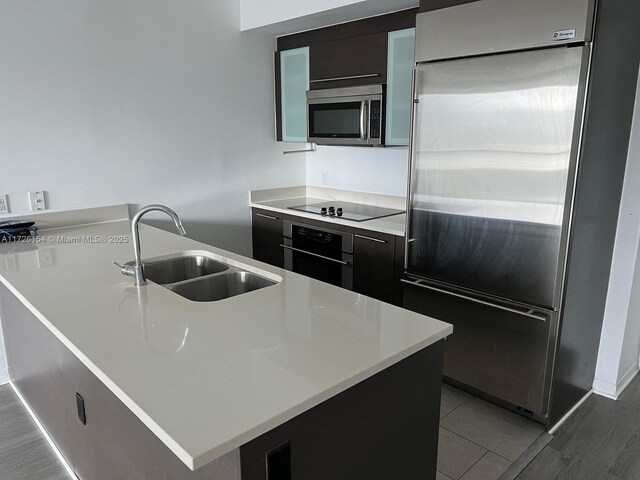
left=548, top=389, right=593, bottom=435
left=593, top=365, right=639, bottom=400
left=615, top=365, right=639, bottom=397
left=593, top=378, right=619, bottom=399
left=10, top=381, right=77, bottom=479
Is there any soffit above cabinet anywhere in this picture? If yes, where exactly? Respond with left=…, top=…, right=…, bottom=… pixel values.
left=277, top=8, right=417, bottom=51
left=241, top=0, right=418, bottom=35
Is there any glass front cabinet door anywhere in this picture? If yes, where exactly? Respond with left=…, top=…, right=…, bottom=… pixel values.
left=386, top=28, right=416, bottom=146
left=279, top=47, right=310, bottom=142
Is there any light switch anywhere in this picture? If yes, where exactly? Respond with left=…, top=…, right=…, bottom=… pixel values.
left=28, top=191, right=46, bottom=211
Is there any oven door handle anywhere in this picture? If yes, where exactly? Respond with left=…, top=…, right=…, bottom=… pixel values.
left=280, top=244, right=351, bottom=266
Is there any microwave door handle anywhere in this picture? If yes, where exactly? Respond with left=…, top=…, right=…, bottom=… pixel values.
left=360, top=100, right=367, bottom=140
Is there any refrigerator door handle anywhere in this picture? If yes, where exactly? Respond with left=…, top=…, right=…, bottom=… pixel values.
left=400, top=278, right=548, bottom=322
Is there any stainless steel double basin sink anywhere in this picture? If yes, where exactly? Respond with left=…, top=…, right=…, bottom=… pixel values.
left=127, top=253, right=278, bottom=302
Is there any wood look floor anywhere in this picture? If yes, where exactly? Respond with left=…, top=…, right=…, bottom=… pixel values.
left=0, top=384, right=71, bottom=480
left=516, top=374, right=640, bottom=480
left=3, top=377, right=640, bottom=480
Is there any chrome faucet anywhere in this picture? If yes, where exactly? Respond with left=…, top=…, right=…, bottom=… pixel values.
left=116, top=204, right=186, bottom=286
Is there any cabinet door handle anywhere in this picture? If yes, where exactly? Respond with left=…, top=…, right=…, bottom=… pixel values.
left=256, top=213, right=279, bottom=220
left=310, top=73, right=380, bottom=83
left=355, top=234, right=387, bottom=244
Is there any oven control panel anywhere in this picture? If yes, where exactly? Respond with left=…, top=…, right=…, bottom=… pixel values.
left=294, top=226, right=336, bottom=246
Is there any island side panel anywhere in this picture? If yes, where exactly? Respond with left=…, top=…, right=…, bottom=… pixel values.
left=0, top=284, right=239, bottom=479
left=0, top=283, right=76, bottom=469
left=240, top=341, right=444, bottom=480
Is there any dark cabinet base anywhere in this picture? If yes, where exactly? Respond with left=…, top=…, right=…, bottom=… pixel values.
left=252, top=208, right=284, bottom=268
left=241, top=341, right=443, bottom=480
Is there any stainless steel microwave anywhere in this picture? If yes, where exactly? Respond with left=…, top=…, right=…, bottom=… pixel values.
left=306, top=85, right=384, bottom=146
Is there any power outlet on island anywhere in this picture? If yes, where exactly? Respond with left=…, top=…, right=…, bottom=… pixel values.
left=28, top=191, right=47, bottom=211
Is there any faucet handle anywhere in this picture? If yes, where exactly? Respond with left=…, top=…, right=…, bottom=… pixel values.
left=113, top=261, right=135, bottom=278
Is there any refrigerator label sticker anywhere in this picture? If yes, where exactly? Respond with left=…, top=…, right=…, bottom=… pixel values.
left=552, top=29, right=576, bottom=41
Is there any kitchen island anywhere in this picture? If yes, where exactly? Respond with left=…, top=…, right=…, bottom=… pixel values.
left=0, top=205, right=452, bottom=479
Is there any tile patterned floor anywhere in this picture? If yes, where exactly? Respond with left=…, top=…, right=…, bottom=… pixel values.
left=437, top=384, right=545, bottom=480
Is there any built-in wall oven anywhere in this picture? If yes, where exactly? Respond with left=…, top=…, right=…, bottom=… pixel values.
left=306, top=85, right=384, bottom=146
left=282, top=220, right=353, bottom=289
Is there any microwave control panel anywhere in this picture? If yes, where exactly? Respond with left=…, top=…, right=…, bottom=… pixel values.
left=369, top=100, right=382, bottom=139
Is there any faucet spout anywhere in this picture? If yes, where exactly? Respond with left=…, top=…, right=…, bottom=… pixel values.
left=129, top=204, right=187, bottom=286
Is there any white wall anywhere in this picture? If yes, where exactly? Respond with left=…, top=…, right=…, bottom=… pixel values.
left=306, top=145, right=409, bottom=196
left=0, top=0, right=306, bottom=384
left=594, top=69, right=640, bottom=399
left=0, top=0, right=305, bottom=257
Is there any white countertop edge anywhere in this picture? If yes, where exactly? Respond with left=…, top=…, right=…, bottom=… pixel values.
left=0, top=258, right=451, bottom=471
left=250, top=186, right=406, bottom=211
left=0, top=204, right=130, bottom=230
left=190, top=326, right=451, bottom=469
left=0, top=273, right=198, bottom=469
left=250, top=202, right=406, bottom=237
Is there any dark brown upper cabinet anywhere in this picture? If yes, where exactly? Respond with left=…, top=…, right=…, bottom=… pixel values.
left=309, top=32, right=388, bottom=90
left=275, top=8, right=417, bottom=143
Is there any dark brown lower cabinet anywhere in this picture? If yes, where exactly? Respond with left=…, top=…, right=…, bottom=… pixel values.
left=241, top=340, right=443, bottom=480
left=252, top=208, right=284, bottom=268
left=1, top=281, right=442, bottom=480
left=251, top=211, right=406, bottom=305
left=353, top=229, right=397, bottom=303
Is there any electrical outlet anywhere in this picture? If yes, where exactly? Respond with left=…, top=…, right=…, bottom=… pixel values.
left=28, top=191, right=46, bottom=211
left=0, top=194, right=8, bottom=214
left=321, top=171, right=329, bottom=186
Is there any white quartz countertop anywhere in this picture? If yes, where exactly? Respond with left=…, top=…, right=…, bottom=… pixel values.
left=0, top=219, right=450, bottom=470
left=251, top=196, right=407, bottom=237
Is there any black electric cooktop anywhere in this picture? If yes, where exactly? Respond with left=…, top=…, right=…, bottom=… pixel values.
left=288, top=201, right=404, bottom=222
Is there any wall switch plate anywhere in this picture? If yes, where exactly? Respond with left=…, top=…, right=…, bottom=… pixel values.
left=28, top=191, right=46, bottom=211
left=0, top=194, right=8, bottom=214
left=321, top=171, right=329, bottom=185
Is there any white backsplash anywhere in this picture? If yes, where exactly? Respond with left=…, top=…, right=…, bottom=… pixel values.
left=306, top=145, right=409, bottom=197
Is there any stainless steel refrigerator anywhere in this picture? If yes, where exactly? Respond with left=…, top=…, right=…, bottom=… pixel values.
left=403, top=0, right=596, bottom=420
